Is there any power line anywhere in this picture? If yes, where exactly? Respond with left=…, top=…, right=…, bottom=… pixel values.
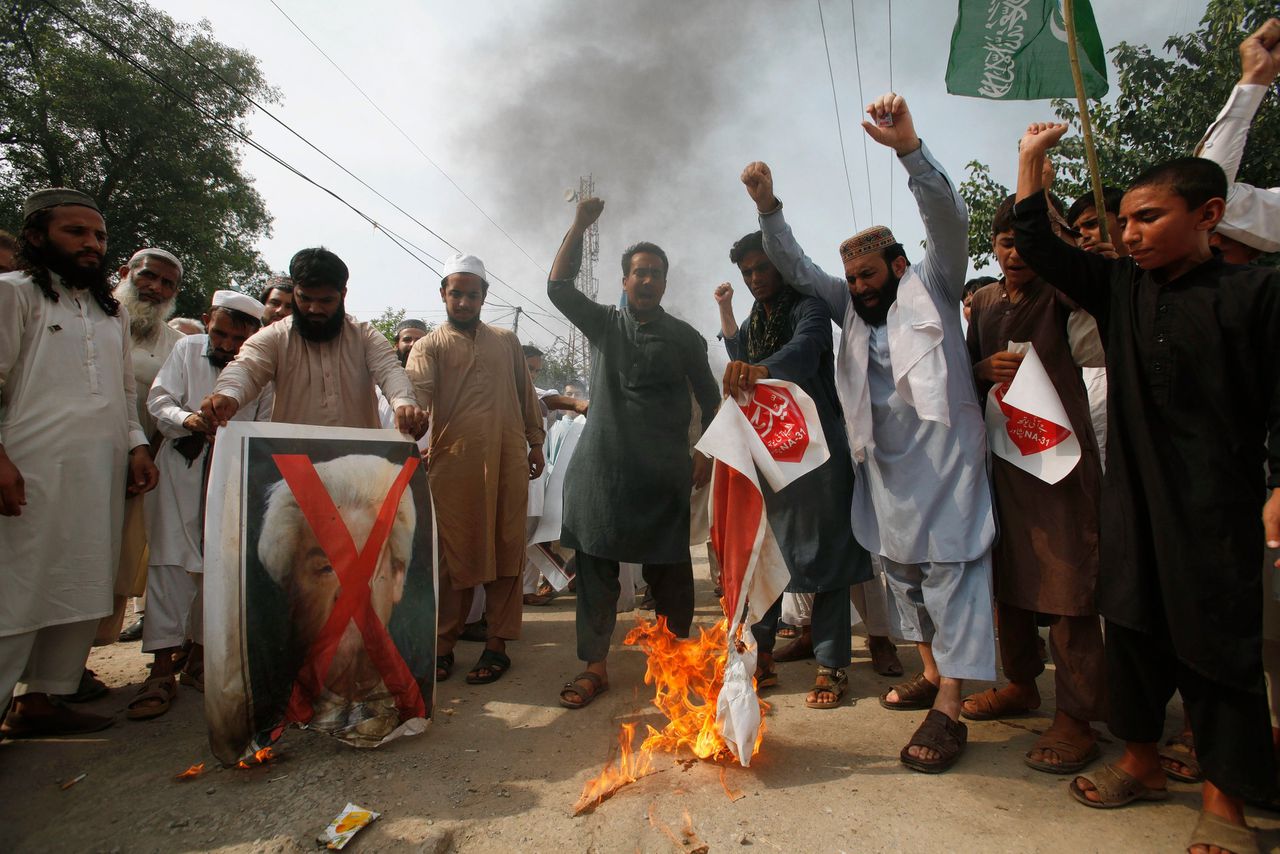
left=266, top=0, right=548, bottom=276
left=816, top=0, right=858, bottom=230
left=849, top=0, right=875, bottom=224
left=39, top=0, right=446, bottom=279
left=95, top=0, right=571, bottom=329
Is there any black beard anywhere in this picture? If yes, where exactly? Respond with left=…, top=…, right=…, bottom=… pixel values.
left=850, top=271, right=902, bottom=326
left=41, top=244, right=110, bottom=292
left=396, top=348, right=410, bottom=366
left=447, top=315, right=479, bottom=331
left=208, top=352, right=234, bottom=368
left=293, top=303, right=346, bottom=342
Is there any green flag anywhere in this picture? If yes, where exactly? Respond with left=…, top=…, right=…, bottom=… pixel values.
left=945, top=0, right=1108, bottom=100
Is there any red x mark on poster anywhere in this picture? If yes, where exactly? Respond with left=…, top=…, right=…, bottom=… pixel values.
left=270, top=454, right=426, bottom=730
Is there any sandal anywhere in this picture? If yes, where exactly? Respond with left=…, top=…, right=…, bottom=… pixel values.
left=879, top=672, right=939, bottom=711
left=1024, top=729, right=1100, bottom=774
left=436, top=652, right=455, bottom=682
left=126, top=675, right=178, bottom=721
left=900, top=709, right=968, bottom=773
left=559, top=671, right=609, bottom=709
left=62, top=668, right=109, bottom=704
left=1186, top=810, right=1260, bottom=854
left=867, top=636, right=903, bottom=677
left=1068, top=763, right=1170, bottom=809
left=961, top=686, right=1039, bottom=721
left=465, top=648, right=511, bottom=685
left=1159, top=732, right=1202, bottom=783
left=523, top=592, right=555, bottom=606
left=804, top=666, right=848, bottom=709
left=776, top=621, right=800, bottom=640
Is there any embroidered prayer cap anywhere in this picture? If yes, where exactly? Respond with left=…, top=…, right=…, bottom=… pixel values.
left=839, top=225, right=898, bottom=262
left=128, top=247, right=184, bottom=278
left=394, top=318, right=428, bottom=335
left=440, top=253, right=487, bottom=285
left=22, top=188, right=100, bottom=221
left=211, top=289, right=265, bottom=319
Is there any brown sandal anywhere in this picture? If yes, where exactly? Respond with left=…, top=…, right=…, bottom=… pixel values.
left=900, top=709, right=968, bottom=773
left=804, top=666, right=847, bottom=709
left=961, top=686, right=1039, bottom=721
left=559, top=671, right=609, bottom=709
left=1068, top=763, right=1170, bottom=809
left=879, top=672, right=939, bottom=710
left=1024, top=729, right=1100, bottom=774
left=126, top=675, right=178, bottom=721
left=867, top=636, right=903, bottom=677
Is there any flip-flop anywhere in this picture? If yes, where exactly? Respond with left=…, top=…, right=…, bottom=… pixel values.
left=465, top=649, right=511, bottom=685
left=1068, top=763, right=1170, bottom=809
left=559, top=671, right=608, bottom=709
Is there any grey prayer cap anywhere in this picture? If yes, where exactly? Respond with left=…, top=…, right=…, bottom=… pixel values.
left=394, top=318, right=428, bottom=335
left=23, top=188, right=100, bottom=221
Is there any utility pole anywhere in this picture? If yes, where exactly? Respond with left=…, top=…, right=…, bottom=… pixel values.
left=565, top=174, right=599, bottom=382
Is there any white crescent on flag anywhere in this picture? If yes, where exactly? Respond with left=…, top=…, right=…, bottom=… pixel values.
left=694, top=380, right=829, bottom=765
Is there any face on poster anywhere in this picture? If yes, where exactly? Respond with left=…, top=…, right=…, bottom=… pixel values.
left=204, top=424, right=436, bottom=762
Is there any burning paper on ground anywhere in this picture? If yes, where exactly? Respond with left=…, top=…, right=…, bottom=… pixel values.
left=174, top=763, right=205, bottom=781
left=318, top=803, right=380, bottom=850
left=573, top=381, right=829, bottom=815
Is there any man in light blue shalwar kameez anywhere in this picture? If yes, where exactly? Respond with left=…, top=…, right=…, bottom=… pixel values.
left=740, top=92, right=996, bottom=773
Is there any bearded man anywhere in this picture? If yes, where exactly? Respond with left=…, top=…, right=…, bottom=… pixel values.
left=93, top=248, right=186, bottom=657
left=742, top=92, right=996, bottom=773
left=201, top=247, right=426, bottom=436
left=259, top=276, right=294, bottom=325
left=0, top=189, right=158, bottom=737
left=127, top=291, right=272, bottom=720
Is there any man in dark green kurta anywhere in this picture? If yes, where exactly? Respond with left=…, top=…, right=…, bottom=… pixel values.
left=548, top=197, right=720, bottom=709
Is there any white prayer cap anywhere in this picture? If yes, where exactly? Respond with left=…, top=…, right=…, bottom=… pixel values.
left=211, top=289, right=265, bottom=319
left=440, top=253, right=487, bottom=284
left=128, top=247, right=184, bottom=278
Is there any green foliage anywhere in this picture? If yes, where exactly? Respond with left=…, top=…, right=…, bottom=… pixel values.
left=368, top=307, right=407, bottom=344
left=958, top=0, right=1280, bottom=268
left=0, top=0, right=276, bottom=317
left=539, top=339, right=587, bottom=392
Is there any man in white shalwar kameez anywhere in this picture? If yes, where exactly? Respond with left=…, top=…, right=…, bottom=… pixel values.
left=741, top=93, right=996, bottom=773
left=128, top=291, right=272, bottom=720
left=0, top=189, right=158, bottom=737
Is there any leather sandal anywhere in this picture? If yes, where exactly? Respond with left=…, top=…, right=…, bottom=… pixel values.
left=559, top=671, right=608, bottom=709
left=879, top=672, right=939, bottom=710
left=804, top=666, right=848, bottom=709
left=900, top=709, right=968, bottom=773
left=1068, top=763, right=1170, bottom=809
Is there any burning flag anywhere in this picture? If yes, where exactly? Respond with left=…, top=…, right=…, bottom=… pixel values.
left=697, top=380, right=829, bottom=765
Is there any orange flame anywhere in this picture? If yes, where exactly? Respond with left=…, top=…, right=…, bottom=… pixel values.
left=572, top=617, right=767, bottom=814
left=175, top=763, right=205, bottom=780
left=235, top=746, right=275, bottom=769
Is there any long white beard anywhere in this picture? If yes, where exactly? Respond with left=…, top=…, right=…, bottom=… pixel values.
left=115, top=276, right=176, bottom=341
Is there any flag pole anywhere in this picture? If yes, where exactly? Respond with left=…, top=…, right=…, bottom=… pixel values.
left=1063, top=0, right=1110, bottom=244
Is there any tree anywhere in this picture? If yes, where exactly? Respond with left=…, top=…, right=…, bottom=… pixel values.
left=0, top=0, right=276, bottom=317
left=958, top=0, right=1279, bottom=268
left=368, top=307, right=407, bottom=344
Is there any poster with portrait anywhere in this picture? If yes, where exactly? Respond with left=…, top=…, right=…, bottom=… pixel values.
left=203, top=422, right=436, bottom=765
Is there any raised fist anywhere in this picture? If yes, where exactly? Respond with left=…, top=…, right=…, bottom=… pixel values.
left=714, top=282, right=734, bottom=305
left=573, top=196, right=605, bottom=231
left=740, top=161, right=778, bottom=213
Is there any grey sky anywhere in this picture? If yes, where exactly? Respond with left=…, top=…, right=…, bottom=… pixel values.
left=151, top=0, right=1209, bottom=363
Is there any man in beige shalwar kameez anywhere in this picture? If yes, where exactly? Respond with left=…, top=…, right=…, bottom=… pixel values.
left=406, top=254, right=545, bottom=686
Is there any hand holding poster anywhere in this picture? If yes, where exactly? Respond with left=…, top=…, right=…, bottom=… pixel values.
left=984, top=341, right=1082, bottom=484
left=203, top=423, right=437, bottom=765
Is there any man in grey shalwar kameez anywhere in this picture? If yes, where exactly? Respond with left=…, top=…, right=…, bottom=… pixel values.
left=547, top=197, right=720, bottom=710
left=741, top=92, right=996, bottom=772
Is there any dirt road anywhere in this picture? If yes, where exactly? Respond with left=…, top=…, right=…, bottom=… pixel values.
left=4, top=565, right=1278, bottom=853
